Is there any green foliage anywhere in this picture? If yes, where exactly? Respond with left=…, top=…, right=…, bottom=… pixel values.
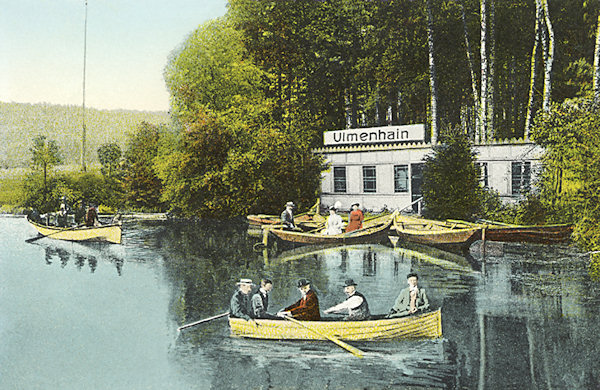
left=531, top=96, right=600, bottom=249
left=422, top=126, right=481, bottom=220
left=97, top=143, right=122, bottom=178
left=30, top=135, right=61, bottom=174
left=122, top=122, right=165, bottom=211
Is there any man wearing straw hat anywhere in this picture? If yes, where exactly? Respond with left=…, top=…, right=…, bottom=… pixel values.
left=230, top=278, right=255, bottom=321
left=323, top=279, right=370, bottom=320
left=280, top=201, right=296, bottom=230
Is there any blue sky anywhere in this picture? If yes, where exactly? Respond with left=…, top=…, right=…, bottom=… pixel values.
left=0, top=0, right=228, bottom=111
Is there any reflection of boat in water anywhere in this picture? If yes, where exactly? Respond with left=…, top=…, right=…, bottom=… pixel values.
left=265, top=211, right=395, bottom=247
left=27, top=218, right=122, bottom=244
left=230, top=308, right=442, bottom=341
left=390, top=214, right=480, bottom=253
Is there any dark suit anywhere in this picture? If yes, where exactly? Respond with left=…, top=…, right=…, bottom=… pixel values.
left=252, top=289, right=278, bottom=319
left=281, top=209, right=295, bottom=230
left=285, top=290, right=320, bottom=320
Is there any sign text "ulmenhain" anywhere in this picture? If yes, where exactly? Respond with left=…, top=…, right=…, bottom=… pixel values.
left=323, top=124, right=425, bottom=146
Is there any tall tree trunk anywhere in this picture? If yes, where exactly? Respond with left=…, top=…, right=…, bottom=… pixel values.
left=487, top=0, right=495, bottom=139
left=427, top=0, right=439, bottom=144
left=525, top=0, right=543, bottom=137
left=480, top=0, right=488, bottom=142
left=460, top=0, right=480, bottom=136
left=594, top=15, right=600, bottom=106
left=541, top=0, right=554, bottom=112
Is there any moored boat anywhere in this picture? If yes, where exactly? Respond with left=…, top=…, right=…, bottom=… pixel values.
left=448, top=219, right=573, bottom=244
left=230, top=309, right=442, bottom=341
left=391, top=214, right=481, bottom=253
left=27, top=218, right=122, bottom=244
left=266, top=211, right=396, bottom=246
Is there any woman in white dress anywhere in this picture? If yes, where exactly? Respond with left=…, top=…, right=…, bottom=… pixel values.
left=324, top=206, right=344, bottom=235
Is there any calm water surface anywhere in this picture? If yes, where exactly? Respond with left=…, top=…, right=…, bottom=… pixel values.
left=1, top=216, right=599, bottom=389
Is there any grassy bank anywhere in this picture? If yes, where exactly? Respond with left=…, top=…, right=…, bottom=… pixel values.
left=0, top=168, right=26, bottom=212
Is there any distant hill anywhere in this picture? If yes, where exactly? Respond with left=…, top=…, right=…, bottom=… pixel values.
left=0, top=102, right=169, bottom=168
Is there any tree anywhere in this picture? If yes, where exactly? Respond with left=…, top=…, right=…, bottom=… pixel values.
left=594, top=15, right=600, bottom=105
left=30, top=135, right=61, bottom=204
left=531, top=96, right=600, bottom=250
left=422, top=126, right=481, bottom=220
left=525, top=0, right=543, bottom=137
left=97, top=143, right=122, bottom=178
left=427, top=0, right=439, bottom=144
left=122, top=122, right=164, bottom=211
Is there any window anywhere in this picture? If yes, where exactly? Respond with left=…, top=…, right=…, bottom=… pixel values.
left=333, top=167, right=347, bottom=193
left=511, top=161, right=531, bottom=195
left=362, top=166, right=376, bottom=193
left=476, top=162, right=489, bottom=188
left=394, top=165, right=409, bottom=193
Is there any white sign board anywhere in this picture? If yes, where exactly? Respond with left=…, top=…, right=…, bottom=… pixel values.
left=323, top=124, right=425, bottom=146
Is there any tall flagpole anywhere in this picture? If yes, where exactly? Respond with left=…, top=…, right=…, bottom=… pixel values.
left=81, top=0, right=88, bottom=172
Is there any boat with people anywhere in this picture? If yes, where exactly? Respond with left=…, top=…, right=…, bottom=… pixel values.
left=390, top=214, right=481, bottom=253
left=27, top=218, right=122, bottom=244
left=247, top=200, right=324, bottom=226
left=265, top=211, right=396, bottom=246
left=448, top=219, right=573, bottom=244
left=229, top=308, right=442, bottom=341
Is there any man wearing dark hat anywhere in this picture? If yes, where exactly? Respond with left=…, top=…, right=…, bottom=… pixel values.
left=386, top=272, right=430, bottom=318
left=324, top=279, right=370, bottom=320
left=252, top=278, right=278, bottom=319
left=280, top=201, right=296, bottom=230
left=230, top=278, right=255, bottom=321
left=278, top=278, right=320, bottom=321
left=345, top=202, right=364, bottom=232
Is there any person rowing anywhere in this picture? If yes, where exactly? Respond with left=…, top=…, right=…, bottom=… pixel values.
left=277, top=278, right=320, bottom=321
left=323, top=279, right=370, bottom=320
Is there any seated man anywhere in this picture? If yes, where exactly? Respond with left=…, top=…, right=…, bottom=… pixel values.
left=387, top=272, right=430, bottom=318
left=251, top=278, right=279, bottom=319
left=230, top=278, right=255, bottom=321
left=278, top=278, right=320, bottom=321
left=280, top=201, right=296, bottom=230
left=323, top=279, right=370, bottom=320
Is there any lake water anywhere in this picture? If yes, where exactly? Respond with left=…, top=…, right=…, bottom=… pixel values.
left=1, top=216, right=599, bottom=389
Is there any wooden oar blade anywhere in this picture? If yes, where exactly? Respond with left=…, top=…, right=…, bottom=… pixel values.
left=284, top=316, right=364, bottom=358
left=177, top=312, right=229, bottom=331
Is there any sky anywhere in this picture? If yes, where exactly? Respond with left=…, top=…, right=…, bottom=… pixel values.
left=0, top=0, right=228, bottom=112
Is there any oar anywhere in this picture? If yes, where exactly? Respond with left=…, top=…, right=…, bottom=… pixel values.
left=25, top=223, right=85, bottom=243
left=283, top=316, right=364, bottom=358
left=177, top=312, right=229, bottom=331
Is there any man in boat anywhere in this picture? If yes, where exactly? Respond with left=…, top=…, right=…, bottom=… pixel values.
left=386, top=272, right=430, bottom=318
left=230, top=278, right=256, bottom=321
left=345, top=202, right=364, bottom=232
left=280, top=201, right=296, bottom=230
left=324, top=206, right=344, bottom=235
left=277, top=278, right=320, bottom=321
left=251, top=278, right=278, bottom=319
left=323, top=279, right=370, bottom=320
left=85, top=204, right=100, bottom=227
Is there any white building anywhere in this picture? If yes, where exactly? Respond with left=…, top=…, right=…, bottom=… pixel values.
left=313, top=124, right=542, bottom=212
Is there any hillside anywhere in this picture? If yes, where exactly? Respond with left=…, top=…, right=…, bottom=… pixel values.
left=0, top=102, right=169, bottom=168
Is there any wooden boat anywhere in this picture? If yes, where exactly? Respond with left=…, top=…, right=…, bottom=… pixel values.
left=391, top=214, right=481, bottom=253
left=229, top=308, right=442, bottom=341
left=266, top=211, right=395, bottom=246
left=247, top=200, right=324, bottom=226
left=448, top=219, right=573, bottom=244
left=27, top=218, right=122, bottom=244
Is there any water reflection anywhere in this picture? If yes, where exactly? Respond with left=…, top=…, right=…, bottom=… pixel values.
left=6, top=216, right=600, bottom=389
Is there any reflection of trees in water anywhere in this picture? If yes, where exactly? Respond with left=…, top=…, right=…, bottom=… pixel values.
left=40, top=243, right=121, bottom=274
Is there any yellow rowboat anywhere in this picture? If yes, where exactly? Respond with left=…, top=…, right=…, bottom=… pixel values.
left=27, top=218, right=122, bottom=244
left=229, top=308, right=442, bottom=341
